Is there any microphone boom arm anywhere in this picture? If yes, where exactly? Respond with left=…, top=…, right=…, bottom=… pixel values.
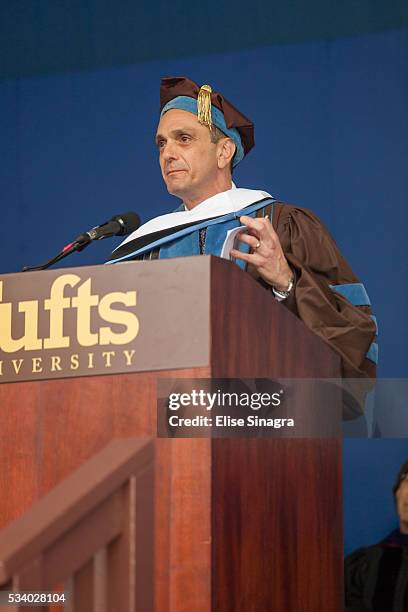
left=22, top=235, right=91, bottom=272
left=21, top=211, right=140, bottom=272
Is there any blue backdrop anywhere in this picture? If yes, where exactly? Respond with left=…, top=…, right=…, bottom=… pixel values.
left=1, top=28, right=406, bottom=377
left=343, top=438, right=408, bottom=555
left=1, top=26, right=407, bottom=554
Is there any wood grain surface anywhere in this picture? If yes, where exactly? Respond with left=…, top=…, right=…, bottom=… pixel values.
left=0, top=257, right=343, bottom=611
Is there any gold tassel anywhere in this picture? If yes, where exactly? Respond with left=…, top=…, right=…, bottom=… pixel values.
left=197, top=84, right=213, bottom=129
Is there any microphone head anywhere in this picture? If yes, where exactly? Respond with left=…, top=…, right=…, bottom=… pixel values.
left=111, top=212, right=141, bottom=236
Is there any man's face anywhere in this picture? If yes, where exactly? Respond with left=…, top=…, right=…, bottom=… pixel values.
left=396, top=476, right=408, bottom=531
left=155, top=109, right=220, bottom=205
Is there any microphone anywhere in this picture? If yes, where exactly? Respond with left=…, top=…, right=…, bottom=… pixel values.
left=72, top=212, right=141, bottom=250
left=22, top=211, right=141, bottom=272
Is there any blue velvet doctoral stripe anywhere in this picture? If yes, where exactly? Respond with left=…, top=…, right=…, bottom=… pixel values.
left=329, top=283, right=378, bottom=363
left=108, top=198, right=275, bottom=263
left=329, top=282, right=371, bottom=306
left=206, top=218, right=251, bottom=271
left=159, top=230, right=200, bottom=258
left=159, top=214, right=252, bottom=270
left=366, top=342, right=379, bottom=364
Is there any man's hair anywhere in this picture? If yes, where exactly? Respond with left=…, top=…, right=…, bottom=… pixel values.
left=393, top=459, right=408, bottom=497
left=210, top=126, right=235, bottom=174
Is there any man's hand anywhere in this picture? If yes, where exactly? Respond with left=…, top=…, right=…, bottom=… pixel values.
left=230, top=215, right=293, bottom=291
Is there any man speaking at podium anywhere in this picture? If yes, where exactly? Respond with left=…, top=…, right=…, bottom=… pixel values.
left=108, top=76, right=377, bottom=407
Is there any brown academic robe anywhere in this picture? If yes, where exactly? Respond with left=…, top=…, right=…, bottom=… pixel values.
left=137, top=200, right=377, bottom=415
left=271, top=203, right=376, bottom=380
left=269, top=202, right=376, bottom=417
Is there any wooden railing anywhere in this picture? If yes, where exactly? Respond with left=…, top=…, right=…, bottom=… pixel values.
left=0, top=439, right=154, bottom=611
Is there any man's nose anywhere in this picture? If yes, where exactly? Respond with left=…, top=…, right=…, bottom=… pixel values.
left=162, top=140, right=178, bottom=160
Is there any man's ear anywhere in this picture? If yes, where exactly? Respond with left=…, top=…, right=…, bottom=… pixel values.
left=217, top=138, right=236, bottom=169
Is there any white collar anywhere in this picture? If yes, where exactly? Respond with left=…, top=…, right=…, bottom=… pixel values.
left=115, top=184, right=272, bottom=250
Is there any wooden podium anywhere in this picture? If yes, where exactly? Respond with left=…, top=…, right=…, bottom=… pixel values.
left=0, top=256, right=342, bottom=611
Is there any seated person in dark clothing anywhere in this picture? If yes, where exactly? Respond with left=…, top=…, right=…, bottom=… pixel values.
left=345, top=459, right=408, bottom=611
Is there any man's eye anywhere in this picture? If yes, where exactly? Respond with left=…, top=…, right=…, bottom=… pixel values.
left=180, top=135, right=191, bottom=143
left=157, top=140, right=166, bottom=148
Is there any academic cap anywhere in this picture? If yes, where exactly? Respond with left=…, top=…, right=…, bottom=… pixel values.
left=159, top=76, right=254, bottom=167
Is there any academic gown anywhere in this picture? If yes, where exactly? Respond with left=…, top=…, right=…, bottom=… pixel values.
left=109, top=197, right=377, bottom=416
left=345, top=530, right=408, bottom=611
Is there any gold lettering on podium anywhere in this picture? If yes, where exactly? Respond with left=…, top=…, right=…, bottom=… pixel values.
left=32, top=357, right=42, bottom=373
left=72, top=279, right=99, bottom=347
left=0, top=272, right=142, bottom=380
left=12, top=359, right=24, bottom=374
left=0, top=282, right=43, bottom=352
left=98, top=291, right=139, bottom=345
left=124, top=349, right=136, bottom=365
left=70, top=354, right=79, bottom=370
left=51, top=356, right=62, bottom=371
left=102, top=351, right=115, bottom=367
left=44, top=275, right=81, bottom=349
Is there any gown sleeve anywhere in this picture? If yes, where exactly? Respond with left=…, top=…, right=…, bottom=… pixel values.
left=344, top=548, right=373, bottom=611
left=272, top=204, right=377, bottom=414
